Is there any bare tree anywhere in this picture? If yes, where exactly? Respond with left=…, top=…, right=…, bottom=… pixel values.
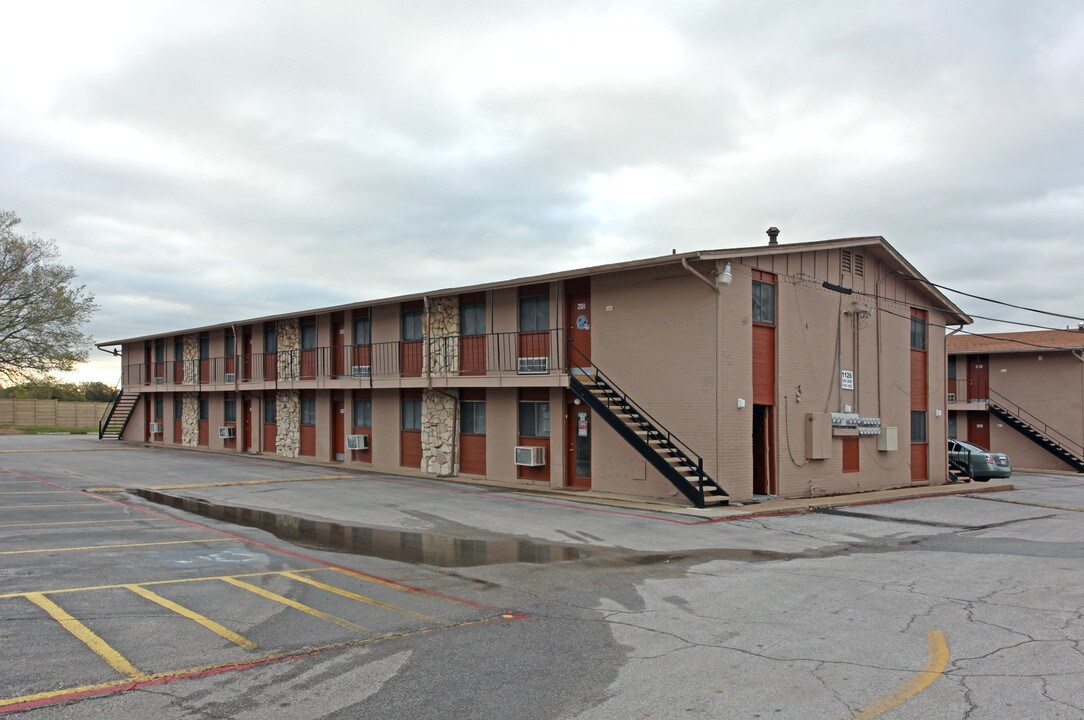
left=0, top=211, right=97, bottom=383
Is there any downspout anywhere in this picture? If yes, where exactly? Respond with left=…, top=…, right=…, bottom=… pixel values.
left=1075, top=350, right=1084, bottom=456
left=681, top=257, right=720, bottom=294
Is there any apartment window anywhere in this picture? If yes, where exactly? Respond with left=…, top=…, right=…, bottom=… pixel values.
left=948, top=356, right=957, bottom=380
left=301, top=321, right=317, bottom=350
left=264, top=398, right=277, bottom=424
left=461, top=400, right=486, bottom=434
left=519, top=401, right=550, bottom=437
left=174, top=339, right=183, bottom=362
left=752, top=275, right=776, bottom=325
left=224, top=397, right=236, bottom=423
left=153, top=395, right=163, bottom=420
left=911, top=410, right=927, bottom=443
left=225, top=333, right=235, bottom=358
left=353, top=398, right=372, bottom=428
left=264, top=327, right=278, bottom=354
left=402, top=310, right=423, bottom=342
left=461, top=301, right=486, bottom=337
left=199, top=335, right=209, bottom=360
left=519, top=293, right=549, bottom=332
left=402, top=399, right=422, bottom=431
left=948, top=413, right=957, bottom=439
left=198, top=398, right=209, bottom=421
left=910, top=312, right=927, bottom=351
left=173, top=397, right=183, bottom=420
left=301, top=397, right=316, bottom=426
left=154, top=339, right=165, bottom=363
left=353, top=314, right=371, bottom=345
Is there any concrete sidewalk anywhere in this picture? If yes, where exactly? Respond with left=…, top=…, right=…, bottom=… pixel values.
left=95, top=455, right=1016, bottom=552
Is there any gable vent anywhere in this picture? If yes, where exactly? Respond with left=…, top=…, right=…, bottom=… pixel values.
left=854, top=253, right=864, bottom=276
left=841, top=250, right=852, bottom=274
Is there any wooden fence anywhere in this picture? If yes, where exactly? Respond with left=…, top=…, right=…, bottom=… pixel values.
left=0, top=399, right=111, bottom=428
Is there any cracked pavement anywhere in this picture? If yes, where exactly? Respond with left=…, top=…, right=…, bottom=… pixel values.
left=3, top=436, right=1083, bottom=719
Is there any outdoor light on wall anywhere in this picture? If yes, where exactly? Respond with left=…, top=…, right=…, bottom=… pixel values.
left=717, top=262, right=733, bottom=286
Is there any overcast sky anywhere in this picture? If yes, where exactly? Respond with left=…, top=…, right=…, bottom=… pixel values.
left=2, top=1, right=1082, bottom=383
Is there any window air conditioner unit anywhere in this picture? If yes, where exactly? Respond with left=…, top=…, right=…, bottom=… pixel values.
left=517, top=357, right=549, bottom=374
left=224, top=373, right=236, bottom=383
left=946, top=393, right=956, bottom=403
left=514, top=445, right=546, bottom=467
left=218, top=426, right=236, bottom=439
left=153, top=377, right=165, bottom=385
left=148, top=422, right=163, bottom=434
left=346, top=434, right=369, bottom=451
left=351, top=365, right=371, bottom=378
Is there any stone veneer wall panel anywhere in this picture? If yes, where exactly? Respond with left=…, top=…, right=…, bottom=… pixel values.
left=183, top=334, right=199, bottom=385
left=421, top=388, right=458, bottom=476
left=427, top=296, right=459, bottom=377
left=181, top=392, right=199, bottom=447
left=277, top=390, right=300, bottom=458
left=277, top=318, right=300, bottom=381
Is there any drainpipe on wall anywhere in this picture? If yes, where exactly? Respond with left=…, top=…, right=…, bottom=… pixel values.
left=1075, top=351, right=1084, bottom=454
left=680, top=257, right=720, bottom=293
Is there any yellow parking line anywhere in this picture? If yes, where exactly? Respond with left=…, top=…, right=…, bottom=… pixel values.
left=125, top=584, right=257, bottom=650
left=0, top=448, right=141, bottom=454
left=220, top=577, right=368, bottom=632
left=847, top=630, right=949, bottom=720
left=0, top=502, right=103, bottom=509
left=0, top=538, right=232, bottom=556
left=331, top=566, right=432, bottom=595
left=0, top=519, right=146, bottom=529
left=0, top=615, right=499, bottom=710
left=282, top=571, right=439, bottom=623
left=0, top=567, right=333, bottom=599
left=24, top=593, right=146, bottom=680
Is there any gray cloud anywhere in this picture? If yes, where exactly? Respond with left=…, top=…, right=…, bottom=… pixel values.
left=2, top=0, right=1083, bottom=378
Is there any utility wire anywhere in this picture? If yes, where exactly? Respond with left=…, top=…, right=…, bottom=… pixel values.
left=901, top=277, right=1084, bottom=323
left=875, top=304, right=1083, bottom=351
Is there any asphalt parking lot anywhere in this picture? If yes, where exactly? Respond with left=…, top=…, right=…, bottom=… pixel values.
left=2, top=435, right=1083, bottom=719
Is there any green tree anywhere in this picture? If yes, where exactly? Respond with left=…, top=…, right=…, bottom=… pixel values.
left=0, top=211, right=97, bottom=383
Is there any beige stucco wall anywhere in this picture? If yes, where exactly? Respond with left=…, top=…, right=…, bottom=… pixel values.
left=111, top=243, right=959, bottom=500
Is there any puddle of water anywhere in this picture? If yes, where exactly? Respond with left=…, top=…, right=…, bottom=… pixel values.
left=131, top=489, right=584, bottom=567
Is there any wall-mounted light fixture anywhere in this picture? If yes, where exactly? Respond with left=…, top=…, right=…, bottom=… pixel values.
left=717, top=262, right=733, bottom=286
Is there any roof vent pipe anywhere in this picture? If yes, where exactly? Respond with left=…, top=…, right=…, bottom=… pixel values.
left=767, top=227, right=780, bottom=245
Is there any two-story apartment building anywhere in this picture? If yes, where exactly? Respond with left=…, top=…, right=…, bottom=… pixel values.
left=947, top=330, right=1084, bottom=473
left=98, top=234, right=969, bottom=506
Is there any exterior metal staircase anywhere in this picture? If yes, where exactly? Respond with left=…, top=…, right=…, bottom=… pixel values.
left=99, top=389, right=140, bottom=440
left=988, top=389, right=1084, bottom=473
left=567, top=346, right=728, bottom=508
left=947, top=457, right=972, bottom=483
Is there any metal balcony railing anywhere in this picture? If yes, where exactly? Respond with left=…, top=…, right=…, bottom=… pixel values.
left=124, top=329, right=568, bottom=388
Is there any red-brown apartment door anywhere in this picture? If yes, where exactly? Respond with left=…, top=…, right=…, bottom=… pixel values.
left=332, top=400, right=345, bottom=461
left=566, top=283, right=591, bottom=369
left=968, top=411, right=991, bottom=449
left=242, top=398, right=252, bottom=452
left=242, top=332, right=253, bottom=381
left=968, top=355, right=989, bottom=402
left=566, top=396, right=591, bottom=489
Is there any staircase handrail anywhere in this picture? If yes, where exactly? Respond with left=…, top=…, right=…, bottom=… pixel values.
left=567, top=342, right=706, bottom=473
left=98, top=376, right=124, bottom=439
left=988, top=388, right=1084, bottom=458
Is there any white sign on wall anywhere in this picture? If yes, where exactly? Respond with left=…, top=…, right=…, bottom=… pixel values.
left=841, top=370, right=854, bottom=390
